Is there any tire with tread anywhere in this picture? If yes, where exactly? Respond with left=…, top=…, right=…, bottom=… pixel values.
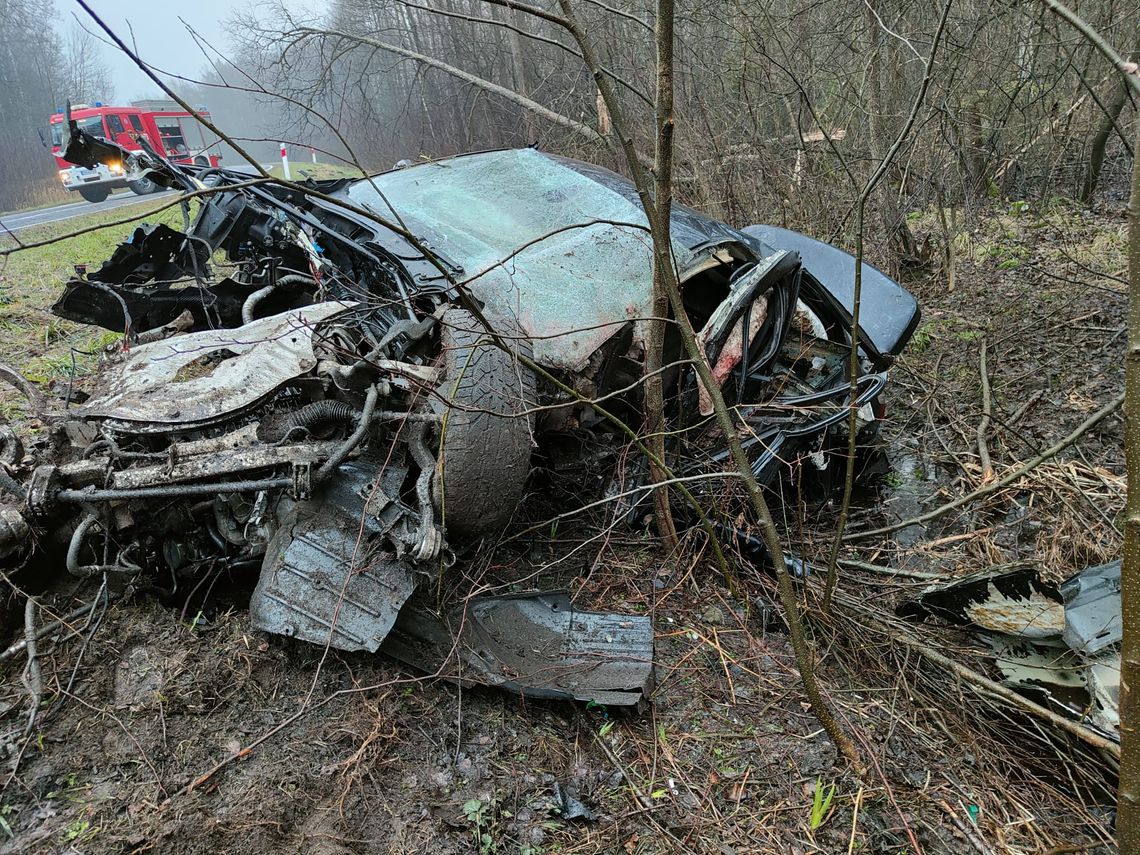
left=432, top=308, right=534, bottom=536
left=78, top=185, right=110, bottom=203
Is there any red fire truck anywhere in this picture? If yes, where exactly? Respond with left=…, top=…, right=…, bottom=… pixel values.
left=48, top=101, right=222, bottom=203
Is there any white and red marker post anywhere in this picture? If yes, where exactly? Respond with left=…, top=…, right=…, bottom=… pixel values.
left=279, top=142, right=291, bottom=180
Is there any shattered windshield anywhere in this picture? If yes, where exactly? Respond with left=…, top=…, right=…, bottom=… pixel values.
left=345, top=149, right=699, bottom=371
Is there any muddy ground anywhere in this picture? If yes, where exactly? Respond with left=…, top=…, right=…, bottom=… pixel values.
left=0, top=196, right=1126, bottom=853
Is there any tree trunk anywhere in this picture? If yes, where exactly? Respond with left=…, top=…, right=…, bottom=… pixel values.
left=554, top=0, right=859, bottom=767
left=1081, top=73, right=1132, bottom=204
left=863, top=1, right=919, bottom=268
left=1119, top=112, right=1140, bottom=855
left=644, top=0, right=679, bottom=551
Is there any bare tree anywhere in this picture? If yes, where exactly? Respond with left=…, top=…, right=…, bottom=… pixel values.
left=0, top=0, right=64, bottom=210
left=1035, top=0, right=1139, bottom=846
left=59, top=22, right=115, bottom=105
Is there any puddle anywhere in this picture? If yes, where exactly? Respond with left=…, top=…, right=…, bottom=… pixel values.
left=851, top=440, right=948, bottom=549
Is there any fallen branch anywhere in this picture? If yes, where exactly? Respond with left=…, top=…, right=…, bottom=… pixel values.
left=0, top=593, right=120, bottom=662
left=976, top=339, right=993, bottom=482
left=1008, top=389, right=1045, bottom=426
left=21, top=598, right=41, bottom=737
left=846, top=392, right=1123, bottom=540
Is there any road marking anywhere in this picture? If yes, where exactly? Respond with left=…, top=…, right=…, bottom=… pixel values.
left=2, top=166, right=276, bottom=234
left=1, top=193, right=175, bottom=233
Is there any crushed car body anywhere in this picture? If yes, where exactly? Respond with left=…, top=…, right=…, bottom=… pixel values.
left=0, top=111, right=921, bottom=706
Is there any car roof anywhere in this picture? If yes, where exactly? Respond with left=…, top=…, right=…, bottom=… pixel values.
left=344, top=148, right=755, bottom=370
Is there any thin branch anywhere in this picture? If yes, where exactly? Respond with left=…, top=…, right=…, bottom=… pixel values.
left=823, top=0, right=954, bottom=608
left=289, top=26, right=607, bottom=144
left=1039, top=0, right=1140, bottom=97
left=847, top=392, right=1124, bottom=541
left=397, top=0, right=652, bottom=107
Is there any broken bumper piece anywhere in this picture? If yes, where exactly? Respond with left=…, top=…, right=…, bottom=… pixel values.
left=383, top=593, right=655, bottom=708
left=250, top=463, right=654, bottom=706
left=900, top=561, right=1121, bottom=739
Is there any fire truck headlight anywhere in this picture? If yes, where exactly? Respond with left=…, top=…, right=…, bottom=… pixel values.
left=108, top=161, right=123, bottom=174
left=58, top=170, right=70, bottom=184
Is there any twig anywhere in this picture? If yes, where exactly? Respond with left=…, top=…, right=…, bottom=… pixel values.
left=834, top=591, right=1120, bottom=758
left=847, top=785, right=864, bottom=855
left=847, top=392, right=1123, bottom=540
left=837, top=558, right=944, bottom=581
left=0, top=592, right=120, bottom=661
left=590, top=730, right=697, bottom=853
left=934, top=797, right=994, bottom=855
left=61, top=689, right=169, bottom=797
left=21, top=598, right=41, bottom=737
left=975, top=339, right=993, bottom=482
left=60, top=581, right=110, bottom=702
left=822, top=0, right=955, bottom=610
left=1007, top=389, right=1045, bottom=426
left=0, top=179, right=271, bottom=257
left=1039, top=0, right=1140, bottom=97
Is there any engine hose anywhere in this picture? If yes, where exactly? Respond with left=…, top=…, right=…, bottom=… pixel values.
left=407, top=418, right=436, bottom=530
left=283, top=400, right=359, bottom=437
left=405, top=416, right=443, bottom=561
left=242, top=274, right=316, bottom=324
left=66, top=513, right=142, bottom=578
left=315, top=384, right=379, bottom=483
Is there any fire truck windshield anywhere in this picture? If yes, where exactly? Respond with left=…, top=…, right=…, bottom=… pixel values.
left=50, top=116, right=107, bottom=147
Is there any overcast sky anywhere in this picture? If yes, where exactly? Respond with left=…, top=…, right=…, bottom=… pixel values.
left=57, top=0, right=325, bottom=102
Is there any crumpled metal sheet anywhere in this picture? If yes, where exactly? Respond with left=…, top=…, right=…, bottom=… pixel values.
left=250, top=463, right=418, bottom=653
left=381, top=591, right=655, bottom=707
left=79, top=301, right=355, bottom=431
left=900, top=561, right=1122, bottom=739
left=1060, top=559, right=1121, bottom=655
left=897, top=566, right=1065, bottom=640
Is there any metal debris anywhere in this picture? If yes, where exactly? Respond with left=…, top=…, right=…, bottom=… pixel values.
left=902, top=561, right=1122, bottom=739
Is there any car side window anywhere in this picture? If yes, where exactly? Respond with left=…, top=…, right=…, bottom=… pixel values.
left=107, top=114, right=125, bottom=135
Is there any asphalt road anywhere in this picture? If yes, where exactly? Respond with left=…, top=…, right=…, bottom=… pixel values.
left=0, top=164, right=278, bottom=234
left=0, top=189, right=177, bottom=233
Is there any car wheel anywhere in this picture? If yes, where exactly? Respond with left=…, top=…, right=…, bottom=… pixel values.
left=78, top=185, right=110, bottom=203
left=432, top=308, right=535, bottom=537
left=127, top=176, right=156, bottom=195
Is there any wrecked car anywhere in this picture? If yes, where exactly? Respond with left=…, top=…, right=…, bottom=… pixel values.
left=0, top=113, right=919, bottom=706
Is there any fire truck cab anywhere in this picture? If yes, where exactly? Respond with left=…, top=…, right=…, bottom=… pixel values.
left=48, top=101, right=222, bottom=203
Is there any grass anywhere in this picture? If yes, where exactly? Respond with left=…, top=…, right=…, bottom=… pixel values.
left=268, top=161, right=365, bottom=181
left=0, top=197, right=189, bottom=418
